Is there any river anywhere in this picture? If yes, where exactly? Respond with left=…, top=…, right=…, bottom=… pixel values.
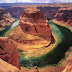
left=19, top=20, right=72, bottom=67
left=0, top=20, right=20, bottom=36
left=0, top=19, right=72, bottom=68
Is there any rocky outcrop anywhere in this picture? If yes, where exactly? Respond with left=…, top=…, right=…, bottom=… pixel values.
left=0, top=58, right=21, bottom=72
left=54, top=7, right=72, bottom=26
left=0, top=37, right=20, bottom=69
left=7, top=7, right=25, bottom=18
left=0, top=8, right=16, bottom=31
left=37, top=7, right=60, bottom=19
left=20, top=8, right=52, bottom=41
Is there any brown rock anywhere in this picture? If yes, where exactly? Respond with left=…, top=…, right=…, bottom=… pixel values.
left=55, top=7, right=72, bottom=26
left=20, top=7, right=52, bottom=41
left=0, top=37, right=20, bottom=69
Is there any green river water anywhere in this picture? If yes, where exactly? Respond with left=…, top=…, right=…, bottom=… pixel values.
left=0, top=20, right=72, bottom=68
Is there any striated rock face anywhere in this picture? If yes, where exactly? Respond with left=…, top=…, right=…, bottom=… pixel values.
left=54, top=7, right=72, bottom=26
left=0, top=8, right=16, bottom=31
left=20, top=8, right=52, bottom=41
left=0, top=37, right=20, bottom=69
left=37, top=7, right=60, bottom=19
left=62, top=64, right=72, bottom=72
left=0, top=58, right=21, bottom=72
left=7, top=7, right=25, bottom=18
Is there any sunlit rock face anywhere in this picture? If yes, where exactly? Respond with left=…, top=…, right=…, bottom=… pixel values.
left=0, top=37, right=20, bottom=69
left=20, top=8, right=52, bottom=41
left=0, top=8, right=16, bottom=31
left=0, top=58, right=21, bottom=72
left=54, top=7, right=72, bottom=26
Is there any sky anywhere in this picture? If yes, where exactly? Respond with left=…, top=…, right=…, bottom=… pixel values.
left=0, top=0, right=72, bottom=3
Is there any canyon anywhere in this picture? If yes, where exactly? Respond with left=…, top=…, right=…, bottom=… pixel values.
left=0, top=3, right=72, bottom=72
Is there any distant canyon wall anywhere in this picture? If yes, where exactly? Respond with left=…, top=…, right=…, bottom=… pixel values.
left=54, top=7, right=72, bottom=26
left=7, top=7, right=25, bottom=18
left=37, top=7, right=61, bottom=19
left=6, top=7, right=61, bottom=19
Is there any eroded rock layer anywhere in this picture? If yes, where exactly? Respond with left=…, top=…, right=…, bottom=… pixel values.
left=0, top=8, right=16, bottom=31
left=20, top=8, right=52, bottom=41
left=54, top=7, right=72, bottom=26
left=0, top=37, right=20, bottom=69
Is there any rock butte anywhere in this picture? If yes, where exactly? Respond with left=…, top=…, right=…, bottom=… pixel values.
left=0, top=37, right=20, bottom=69
left=20, top=8, right=52, bottom=41
left=9, top=8, right=54, bottom=57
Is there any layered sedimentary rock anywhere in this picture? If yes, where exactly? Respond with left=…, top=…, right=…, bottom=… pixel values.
left=54, top=7, right=72, bottom=26
left=20, top=8, right=52, bottom=41
left=0, top=37, right=20, bottom=69
left=0, top=8, right=16, bottom=31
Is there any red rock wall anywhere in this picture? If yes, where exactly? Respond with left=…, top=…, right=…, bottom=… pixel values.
left=0, top=37, right=20, bottom=69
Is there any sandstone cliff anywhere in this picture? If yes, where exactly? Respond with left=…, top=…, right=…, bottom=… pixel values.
left=54, top=7, right=72, bottom=26
left=20, top=7, right=52, bottom=41
left=0, top=37, right=20, bottom=69
left=0, top=8, right=16, bottom=31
